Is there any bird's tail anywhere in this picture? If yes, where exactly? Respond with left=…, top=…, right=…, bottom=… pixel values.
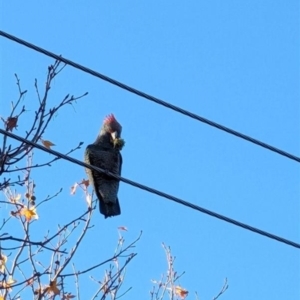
left=99, top=198, right=121, bottom=218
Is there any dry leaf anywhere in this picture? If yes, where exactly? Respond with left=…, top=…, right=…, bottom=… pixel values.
left=6, top=117, right=18, bottom=132
left=118, top=226, right=128, bottom=231
left=80, top=179, right=89, bottom=188
left=10, top=194, right=21, bottom=203
left=63, top=293, right=76, bottom=299
left=0, top=276, right=16, bottom=292
left=70, top=183, right=78, bottom=195
left=26, top=278, right=34, bottom=286
left=20, top=206, right=38, bottom=221
left=40, top=138, right=55, bottom=149
left=0, top=254, right=7, bottom=273
left=86, top=193, right=92, bottom=207
left=34, top=287, right=43, bottom=295
left=46, top=279, right=60, bottom=295
left=175, top=286, right=189, bottom=299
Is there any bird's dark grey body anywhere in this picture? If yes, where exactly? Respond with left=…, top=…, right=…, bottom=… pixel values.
left=84, top=114, right=123, bottom=218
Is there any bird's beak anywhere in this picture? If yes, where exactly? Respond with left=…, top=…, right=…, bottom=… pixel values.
left=111, top=131, right=120, bottom=140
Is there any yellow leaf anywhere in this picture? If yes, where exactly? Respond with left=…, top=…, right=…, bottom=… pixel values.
left=40, top=138, right=55, bottom=149
left=20, top=206, right=38, bottom=221
left=7, top=276, right=17, bottom=286
left=175, top=286, right=188, bottom=299
left=9, top=194, right=21, bottom=203
left=0, top=276, right=16, bottom=292
left=14, top=194, right=21, bottom=202
left=0, top=254, right=7, bottom=273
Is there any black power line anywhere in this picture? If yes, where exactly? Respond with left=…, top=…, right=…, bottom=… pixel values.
left=1, top=128, right=299, bottom=249
left=0, top=30, right=299, bottom=164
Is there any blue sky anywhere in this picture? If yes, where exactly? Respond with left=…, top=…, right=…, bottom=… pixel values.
left=0, top=1, right=299, bottom=299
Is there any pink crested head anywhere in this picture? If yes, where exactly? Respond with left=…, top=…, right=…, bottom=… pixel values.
left=103, top=114, right=117, bottom=124
left=102, top=113, right=122, bottom=135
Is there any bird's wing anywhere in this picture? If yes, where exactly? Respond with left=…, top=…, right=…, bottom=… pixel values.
left=118, top=151, right=122, bottom=175
left=84, top=146, right=94, bottom=183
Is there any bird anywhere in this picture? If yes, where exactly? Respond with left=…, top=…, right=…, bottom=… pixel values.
left=84, top=114, right=124, bottom=218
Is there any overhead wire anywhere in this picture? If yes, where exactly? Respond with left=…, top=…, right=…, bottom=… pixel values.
left=0, top=30, right=299, bottom=164
left=1, top=128, right=299, bottom=249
